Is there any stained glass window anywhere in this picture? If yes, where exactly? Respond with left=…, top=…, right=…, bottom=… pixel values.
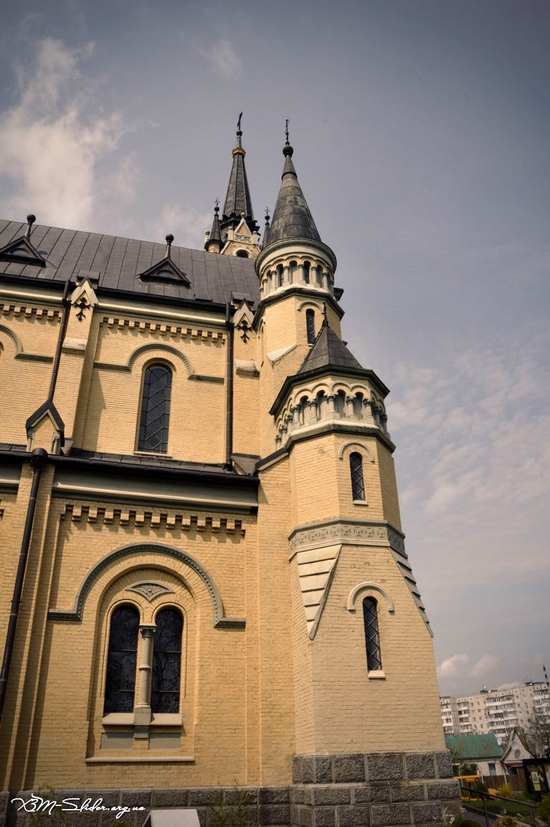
left=104, top=605, right=139, bottom=713
left=350, top=452, right=365, bottom=501
left=138, top=364, right=172, bottom=453
left=363, top=597, right=382, bottom=672
left=151, top=608, right=183, bottom=713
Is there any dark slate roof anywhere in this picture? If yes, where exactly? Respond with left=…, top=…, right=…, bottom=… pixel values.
left=445, top=734, right=503, bottom=760
left=0, top=219, right=259, bottom=307
left=222, top=130, right=257, bottom=233
left=267, top=145, right=321, bottom=245
left=298, top=321, right=363, bottom=373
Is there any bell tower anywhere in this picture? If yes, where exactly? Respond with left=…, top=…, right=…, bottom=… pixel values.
left=254, top=129, right=449, bottom=814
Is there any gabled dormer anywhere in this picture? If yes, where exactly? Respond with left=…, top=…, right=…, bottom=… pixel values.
left=0, top=214, right=46, bottom=268
left=137, top=234, right=191, bottom=286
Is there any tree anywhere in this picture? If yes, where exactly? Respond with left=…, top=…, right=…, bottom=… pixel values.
left=516, top=710, right=550, bottom=758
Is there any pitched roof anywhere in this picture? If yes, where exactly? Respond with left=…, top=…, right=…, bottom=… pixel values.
left=267, top=144, right=321, bottom=245
left=445, top=734, right=503, bottom=760
left=298, top=321, right=363, bottom=374
left=0, top=219, right=259, bottom=307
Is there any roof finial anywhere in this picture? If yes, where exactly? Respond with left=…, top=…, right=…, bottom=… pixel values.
left=165, top=233, right=174, bottom=259
left=283, top=119, right=293, bottom=158
left=236, top=111, right=243, bottom=148
left=25, top=214, right=36, bottom=239
left=214, top=198, right=220, bottom=213
left=264, top=207, right=270, bottom=226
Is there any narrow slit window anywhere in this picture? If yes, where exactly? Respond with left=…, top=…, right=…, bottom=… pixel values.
left=104, top=605, right=139, bottom=714
left=350, top=452, right=365, bottom=501
left=363, top=597, right=382, bottom=672
left=138, top=364, right=172, bottom=453
left=151, top=608, right=183, bottom=713
left=306, top=309, right=316, bottom=345
left=303, top=262, right=310, bottom=284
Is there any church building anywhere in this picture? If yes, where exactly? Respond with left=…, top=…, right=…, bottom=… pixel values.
left=0, top=122, right=459, bottom=827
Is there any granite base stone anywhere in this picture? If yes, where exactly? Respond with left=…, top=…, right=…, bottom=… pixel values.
left=1, top=753, right=460, bottom=827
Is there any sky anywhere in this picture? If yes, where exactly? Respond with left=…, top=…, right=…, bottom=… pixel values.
left=0, top=0, right=548, bottom=699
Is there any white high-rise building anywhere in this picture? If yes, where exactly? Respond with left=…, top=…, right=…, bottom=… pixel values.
left=440, top=681, right=550, bottom=744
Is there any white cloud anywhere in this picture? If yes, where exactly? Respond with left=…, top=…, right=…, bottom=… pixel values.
left=0, top=38, right=129, bottom=229
left=195, top=38, right=242, bottom=79
left=472, top=654, right=499, bottom=677
left=437, top=654, right=469, bottom=680
left=147, top=202, right=212, bottom=251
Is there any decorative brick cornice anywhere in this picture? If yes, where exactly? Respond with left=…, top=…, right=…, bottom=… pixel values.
left=1, top=303, right=61, bottom=321
left=60, top=502, right=245, bottom=535
left=100, top=316, right=225, bottom=342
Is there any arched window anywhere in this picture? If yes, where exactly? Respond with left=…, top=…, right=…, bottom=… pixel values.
left=306, top=309, right=316, bottom=344
left=151, top=608, right=183, bottom=713
left=363, top=597, right=382, bottom=671
left=138, top=363, right=172, bottom=453
left=277, top=265, right=284, bottom=287
left=303, top=262, right=310, bottom=284
left=104, top=605, right=139, bottom=714
left=235, top=249, right=249, bottom=258
left=350, top=452, right=365, bottom=501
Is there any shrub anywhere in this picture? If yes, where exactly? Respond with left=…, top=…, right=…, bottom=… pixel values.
left=496, top=784, right=514, bottom=799
left=494, top=817, right=520, bottom=827
left=537, top=794, right=550, bottom=826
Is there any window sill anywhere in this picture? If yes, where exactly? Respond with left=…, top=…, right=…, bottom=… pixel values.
left=86, top=755, right=194, bottom=763
left=102, top=712, right=182, bottom=726
left=134, top=451, right=172, bottom=459
left=353, top=500, right=368, bottom=506
left=368, top=670, right=386, bottom=680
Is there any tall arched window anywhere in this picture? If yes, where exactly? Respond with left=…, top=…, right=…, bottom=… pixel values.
left=138, top=363, right=172, bottom=453
left=303, top=261, right=310, bottom=284
left=104, top=605, right=139, bottom=713
left=306, top=309, right=316, bottom=344
left=350, top=452, right=365, bottom=501
left=277, top=265, right=284, bottom=287
left=151, top=608, right=183, bottom=713
left=363, top=597, right=382, bottom=672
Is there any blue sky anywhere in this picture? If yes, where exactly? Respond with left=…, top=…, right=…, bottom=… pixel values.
left=0, top=0, right=548, bottom=697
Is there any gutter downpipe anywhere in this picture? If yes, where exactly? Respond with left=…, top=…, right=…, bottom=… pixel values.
left=225, top=305, right=234, bottom=467
left=0, top=447, right=49, bottom=724
left=47, top=279, right=72, bottom=402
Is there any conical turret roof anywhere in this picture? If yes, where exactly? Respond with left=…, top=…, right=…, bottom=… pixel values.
left=267, top=143, right=321, bottom=245
left=298, top=319, right=363, bottom=374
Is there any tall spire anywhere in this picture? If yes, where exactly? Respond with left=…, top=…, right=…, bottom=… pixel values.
left=266, top=124, right=321, bottom=246
left=221, top=113, right=258, bottom=235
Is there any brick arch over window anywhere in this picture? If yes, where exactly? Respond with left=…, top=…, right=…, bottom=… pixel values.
left=47, top=543, right=246, bottom=628
left=347, top=581, right=395, bottom=613
left=128, top=344, right=193, bottom=375
left=337, top=441, right=375, bottom=463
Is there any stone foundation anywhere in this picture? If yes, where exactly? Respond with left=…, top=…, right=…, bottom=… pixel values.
left=1, top=752, right=461, bottom=827
left=291, top=751, right=461, bottom=827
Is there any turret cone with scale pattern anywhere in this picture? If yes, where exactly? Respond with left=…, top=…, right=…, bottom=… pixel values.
left=266, top=142, right=322, bottom=246
left=256, top=139, right=337, bottom=295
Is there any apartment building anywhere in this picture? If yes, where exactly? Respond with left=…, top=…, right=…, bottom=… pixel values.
left=440, top=681, right=550, bottom=744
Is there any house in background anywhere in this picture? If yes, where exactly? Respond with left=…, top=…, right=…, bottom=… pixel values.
left=446, top=734, right=506, bottom=786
